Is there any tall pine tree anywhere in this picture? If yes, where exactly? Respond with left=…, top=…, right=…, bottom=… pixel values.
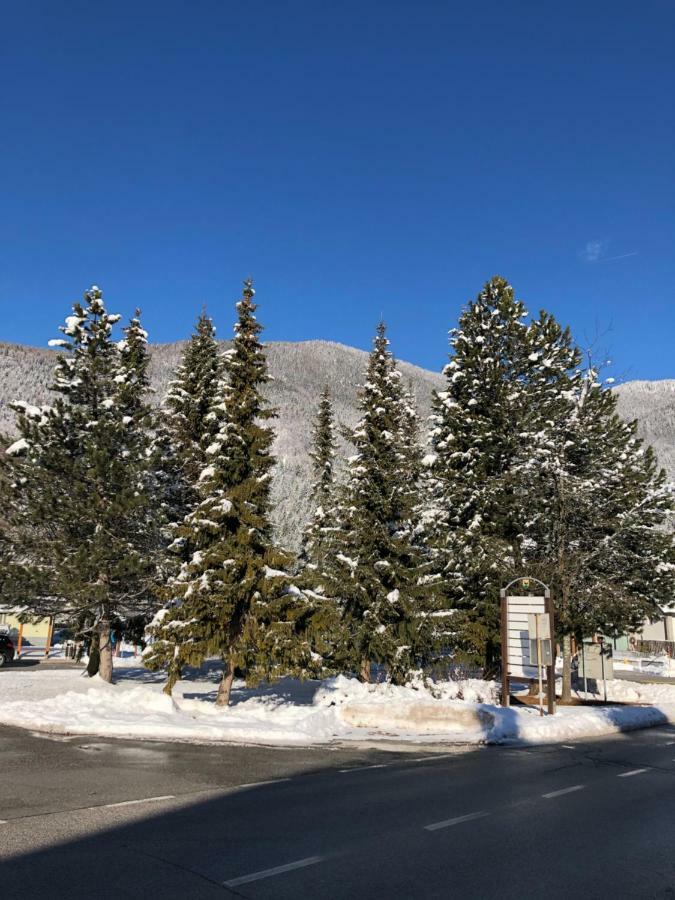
left=329, top=322, right=430, bottom=684
left=421, top=278, right=581, bottom=674
left=145, top=311, right=224, bottom=689
left=421, top=277, right=535, bottom=672
left=9, top=288, right=160, bottom=681
left=423, top=275, right=674, bottom=695
left=157, top=311, right=222, bottom=524
left=145, top=281, right=311, bottom=702
left=299, top=387, right=338, bottom=584
left=297, top=388, right=348, bottom=672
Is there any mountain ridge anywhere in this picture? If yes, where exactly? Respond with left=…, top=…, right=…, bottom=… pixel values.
left=1, top=339, right=672, bottom=548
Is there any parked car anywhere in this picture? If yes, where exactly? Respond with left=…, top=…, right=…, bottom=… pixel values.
left=0, top=634, right=15, bottom=666
left=51, top=627, right=73, bottom=646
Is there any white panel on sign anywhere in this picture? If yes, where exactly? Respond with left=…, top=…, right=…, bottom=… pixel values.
left=527, top=613, right=551, bottom=639
left=505, top=596, right=548, bottom=680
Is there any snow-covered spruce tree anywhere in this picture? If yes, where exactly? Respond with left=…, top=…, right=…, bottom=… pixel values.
left=114, top=310, right=163, bottom=641
left=420, top=279, right=582, bottom=674
left=117, top=310, right=155, bottom=429
left=8, top=288, right=161, bottom=682
left=145, top=281, right=312, bottom=703
left=421, top=277, right=539, bottom=672
left=296, top=388, right=348, bottom=671
left=156, top=311, right=222, bottom=522
left=144, top=312, right=224, bottom=690
left=299, top=387, right=338, bottom=582
left=329, top=322, right=431, bottom=684
left=517, top=359, right=675, bottom=700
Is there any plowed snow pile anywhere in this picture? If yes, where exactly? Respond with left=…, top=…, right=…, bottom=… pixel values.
left=1, top=661, right=674, bottom=747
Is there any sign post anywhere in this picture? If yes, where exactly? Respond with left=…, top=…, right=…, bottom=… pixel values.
left=528, top=612, right=551, bottom=717
left=536, top=613, right=543, bottom=716
left=500, top=577, right=555, bottom=715
left=581, top=641, right=588, bottom=697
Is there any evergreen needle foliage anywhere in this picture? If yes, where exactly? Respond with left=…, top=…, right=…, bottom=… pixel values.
left=145, top=282, right=312, bottom=703
left=327, top=322, right=434, bottom=683
left=4, top=288, right=161, bottom=681
left=1, top=274, right=671, bottom=703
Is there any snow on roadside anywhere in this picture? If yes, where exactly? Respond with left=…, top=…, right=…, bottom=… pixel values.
left=1, top=665, right=674, bottom=747
left=577, top=678, right=675, bottom=705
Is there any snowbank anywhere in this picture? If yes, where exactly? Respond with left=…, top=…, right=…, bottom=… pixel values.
left=1, top=665, right=674, bottom=748
left=574, top=677, right=675, bottom=705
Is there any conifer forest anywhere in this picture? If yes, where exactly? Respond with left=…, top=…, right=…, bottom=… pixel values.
left=2, top=277, right=674, bottom=703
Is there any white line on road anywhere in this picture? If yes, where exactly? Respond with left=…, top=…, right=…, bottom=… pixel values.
left=666, top=741, right=675, bottom=746
left=543, top=785, right=585, bottom=799
left=425, top=811, right=490, bottom=831
left=408, top=754, right=456, bottom=763
left=339, top=764, right=387, bottom=773
left=617, top=769, right=648, bottom=778
left=224, top=856, right=323, bottom=887
left=562, top=745, right=576, bottom=749
left=0, top=819, right=7, bottom=824
left=0, top=782, right=292, bottom=825
left=226, top=778, right=291, bottom=792
left=102, top=795, right=175, bottom=809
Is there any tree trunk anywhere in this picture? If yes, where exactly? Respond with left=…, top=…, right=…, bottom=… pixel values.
left=163, top=646, right=182, bottom=697
left=216, top=656, right=235, bottom=707
left=86, top=631, right=100, bottom=678
left=560, top=634, right=572, bottom=703
left=98, top=617, right=113, bottom=684
left=360, top=657, right=371, bottom=683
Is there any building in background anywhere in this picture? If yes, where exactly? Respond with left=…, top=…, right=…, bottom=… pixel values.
left=0, top=606, right=54, bottom=657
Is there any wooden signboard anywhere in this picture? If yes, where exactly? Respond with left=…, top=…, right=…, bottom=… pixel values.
left=500, top=578, right=556, bottom=714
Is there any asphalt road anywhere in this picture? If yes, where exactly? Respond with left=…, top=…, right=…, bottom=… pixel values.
left=1, top=724, right=675, bottom=898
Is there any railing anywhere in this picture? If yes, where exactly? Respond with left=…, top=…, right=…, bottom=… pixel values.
left=634, top=639, right=675, bottom=658
left=613, top=647, right=675, bottom=676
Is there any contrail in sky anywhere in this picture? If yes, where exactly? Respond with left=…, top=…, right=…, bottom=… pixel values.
left=600, top=252, right=638, bottom=262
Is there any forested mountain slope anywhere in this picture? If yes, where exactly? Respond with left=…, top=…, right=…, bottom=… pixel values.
left=614, top=380, right=675, bottom=481
left=1, top=339, right=672, bottom=548
left=0, top=339, right=443, bottom=548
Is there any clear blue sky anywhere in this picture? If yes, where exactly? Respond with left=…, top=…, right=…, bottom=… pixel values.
left=1, top=1, right=673, bottom=380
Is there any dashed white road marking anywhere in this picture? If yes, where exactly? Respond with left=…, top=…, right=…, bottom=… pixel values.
left=665, top=741, right=675, bottom=746
left=224, top=856, right=323, bottom=887
left=102, top=794, right=175, bottom=809
left=617, top=768, right=648, bottom=778
left=408, top=754, right=456, bottom=763
left=562, top=745, right=576, bottom=749
left=425, top=811, right=490, bottom=831
left=340, top=754, right=455, bottom=773
left=0, top=781, right=294, bottom=825
left=226, top=778, right=291, bottom=791
left=543, top=785, right=585, bottom=799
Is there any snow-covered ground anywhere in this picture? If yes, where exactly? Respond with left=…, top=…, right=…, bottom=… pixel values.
left=1, top=660, right=674, bottom=748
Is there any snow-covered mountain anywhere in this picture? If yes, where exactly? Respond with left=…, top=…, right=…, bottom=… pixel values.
left=1, top=340, right=672, bottom=548
left=0, top=339, right=444, bottom=549
left=614, top=380, right=675, bottom=482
